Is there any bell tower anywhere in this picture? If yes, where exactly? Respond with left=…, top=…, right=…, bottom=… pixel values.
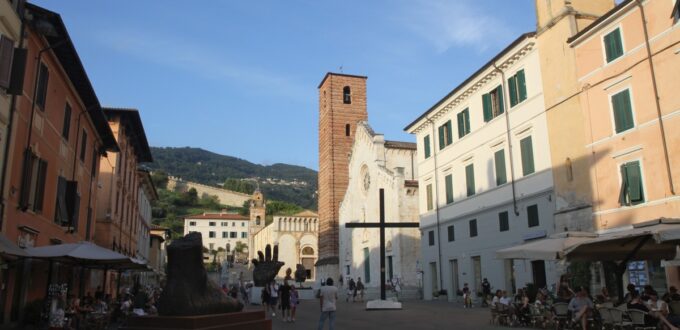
left=248, top=189, right=266, bottom=260
left=316, top=72, right=368, bottom=280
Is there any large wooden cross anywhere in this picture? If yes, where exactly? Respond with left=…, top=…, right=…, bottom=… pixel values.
left=345, top=188, right=420, bottom=300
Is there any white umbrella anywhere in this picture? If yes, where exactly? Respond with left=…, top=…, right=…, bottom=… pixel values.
left=496, top=231, right=597, bottom=260
left=26, top=241, right=146, bottom=269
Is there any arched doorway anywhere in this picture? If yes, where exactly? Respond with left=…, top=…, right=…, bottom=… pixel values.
left=301, top=246, right=315, bottom=280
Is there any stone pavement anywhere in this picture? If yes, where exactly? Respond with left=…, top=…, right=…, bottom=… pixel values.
left=244, top=299, right=532, bottom=330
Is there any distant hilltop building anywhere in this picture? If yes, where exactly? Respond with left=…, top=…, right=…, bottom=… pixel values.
left=167, top=176, right=251, bottom=207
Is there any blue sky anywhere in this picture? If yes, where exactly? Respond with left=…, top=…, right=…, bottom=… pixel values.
left=32, top=0, right=539, bottom=170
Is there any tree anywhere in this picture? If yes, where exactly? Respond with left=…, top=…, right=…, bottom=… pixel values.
left=150, top=171, right=169, bottom=190
left=266, top=200, right=303, bottom=216
left=235, top=242, right=247, bottom=253
left=223, top=178, right=255, bottom=194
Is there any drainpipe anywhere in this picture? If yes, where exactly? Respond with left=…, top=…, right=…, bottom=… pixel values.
left=635, top=0, right=675, bottom=195
left=492, top=62, right=520, bottom=216
left=424, top=116, right=444, bottom=294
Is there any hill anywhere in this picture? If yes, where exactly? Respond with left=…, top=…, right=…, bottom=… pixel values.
left=146, top=147, right=318, bottom=209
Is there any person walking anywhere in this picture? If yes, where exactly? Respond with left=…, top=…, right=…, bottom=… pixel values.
left=347, top=277, right=356, bottom=302
left=267, top=280, right=279, bottom=317
left=462, top=283, right=472, bottom=308
left=290, top=285, right=299, bottom=322
left=318, top=278, right=338, bottom=330
left=279, top=280, right=292, bottom=322
left=481, top=278, right=491, bottom=307
left=356, top=277, right=365, bottom=302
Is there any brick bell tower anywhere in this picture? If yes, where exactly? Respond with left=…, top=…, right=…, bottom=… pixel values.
left=316, top=72, right=368, bottom=281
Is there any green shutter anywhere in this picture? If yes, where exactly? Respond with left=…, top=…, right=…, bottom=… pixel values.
left=496, top=85, right=504, bottom=114
left=619, top=164, right=629, bottom=205
left=457, top=112, right=465, bottom=138
left=626, top=162, right=644, bottom=204
left=438, top=125, right=445, bottom=150
left=464, top=110, right=470, bottom=135
left=520, top=137, right=535, bottom=176
left=445, top=174, right=454, bottom=204
left=494, top=149, right=507, bottom=185
left=424, top=135, right=431, bottom=159
left=426, top=184, right=433, bottom=210
left=508, top=75, right=518, bottom=107
left=465, top=164, right=475, bottom=196
left=605, top=28, right=624, bottom=62
left=517, top=69, right=527, bottom=102
left=613, top=89, right=634, bottom=133
left=446, top=121, right=452, bottom=146
left=483, top=93, right=492, bottom=122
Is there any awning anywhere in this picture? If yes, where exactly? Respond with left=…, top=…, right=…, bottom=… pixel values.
left=0, top=234, right=28, bottom=258
left=496, top=231, right=597, bottom=260
left=25, top=241, right=147, bottom=270
left=565, top=218, right=680, bottom=261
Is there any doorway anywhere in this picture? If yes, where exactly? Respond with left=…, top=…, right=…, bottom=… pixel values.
left=472, top=256, right=482, bottom=294
left=430, top=262, right=438, bottom=292
left=504, top=259, right=516, bottom=294
left=450, top=259, right=459, bottom=296
left=532, top=260, right=547, bottom=289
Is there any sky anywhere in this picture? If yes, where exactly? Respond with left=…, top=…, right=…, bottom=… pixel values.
left=31, top=0, right=540, bottom=170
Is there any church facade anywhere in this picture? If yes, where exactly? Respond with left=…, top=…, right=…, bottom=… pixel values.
left=251, top=211, right=319, bottom=281
left=339, top=122, right=420, bottom=299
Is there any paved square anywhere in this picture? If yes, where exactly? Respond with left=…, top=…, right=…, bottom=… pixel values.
left=246, top=299, right=532, bottom=330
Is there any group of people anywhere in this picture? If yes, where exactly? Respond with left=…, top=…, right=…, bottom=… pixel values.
left=221, top=282, right=251, bottom=305
left=488, top=281, right=680, bottom=330
left=261, top=279, right=300, bottom=322
left=344, top=277, right=365, bottom=302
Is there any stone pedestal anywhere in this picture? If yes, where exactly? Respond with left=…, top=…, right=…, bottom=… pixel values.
left=120, top=310, right=271, bottom=330
left=249, top=286, right=264, bottom=305
left=366, top=299, right=402, bottom=310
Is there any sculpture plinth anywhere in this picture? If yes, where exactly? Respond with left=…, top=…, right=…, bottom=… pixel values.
left=120, top=310, right=271, bottom=330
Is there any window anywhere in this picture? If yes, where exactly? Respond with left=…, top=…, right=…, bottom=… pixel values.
left=343, top=86, right=351, bottom=104
left=35, top=63, right=49, bottom=110
left=209, top=222, right=216, bottom=226
left=675, top=0, right=680, bottom=22
left=457, top=109, right=470, bottom=138
left=445, top=174, right=454, bottom=204
left=527, top=205, right=539, bottom=227
left=256, top=216, right=261, bottom=225
left=19, top=150, right=47, bottom=212
left=345, top=124, right=350, bottom=137
left=79, top=130, right=87, bottom=162
left=62, top=104, right=71, bottom=140
left=209, top=231, right=216, bottom=238
left=508, top=69, right=527, bottom=107
left=221, top=222, right=227, bottom=226
left=424, top=135, right=431, bottom=159
left=90, top=147, right=97, bottom=178
left=499, top=211, right=509, bottom=232
left=189, top=221, right=196, bottom=226
left=209, top=243, right=214, bottom=251
left=242, top=222, right=245, bottom=227
left=0, top=35, right=15, bottom=89
left=232, top=222, right=235, bottom=227
left=494, top=149, right=507, bottom=186
left=230, top=232, right=237, bottom=238
left=428, top=230, right=435, bottom=246
left=520, top=136, right=535, bottom=176
left=426, top=184, right=433, bottom=211
left=611, top=89, right=634, bottom=133
left=438, top=120, right=453, bottom=149
left=604, top=28, right=624, bottom=63
left=222, top=232, right=228, bottom=238
left=447, top=225, right=455, bottom=242
left=469, top=219, right=478, bottom=237
left=619, top=161, right=644, bottom=206
left=241, top=232, right=247, bottom=238
left=465, top=164, right=475, bottom=197
left=483, top=85, right=504, bottom=122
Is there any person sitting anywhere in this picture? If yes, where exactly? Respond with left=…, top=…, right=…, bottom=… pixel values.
left=624, top=284, right=639, bottom=304
left=556, top=285, right=574, bottom=303
left=499, top=290, right=512, bottom=306
left=516, top=289, right=531, bottom=326
left=628, top=291, right=678, bottom=330
left=93, top=296, right=108, bottom=313
left=668, top=287, right=680, bottom=303
left=646, top=291, right=680, bottom=329
left=491, top=290, right=502, bottom=309
left=568, top=287, right=593, bottom=330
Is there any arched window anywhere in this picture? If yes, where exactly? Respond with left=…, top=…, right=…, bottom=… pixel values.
left=302, top=246, right=314, bottom=255
left=256, top=216, right=261, bottom=225
left=343, top=86, right=351, bottom=104
left=345, top=124, right=350, bottom=137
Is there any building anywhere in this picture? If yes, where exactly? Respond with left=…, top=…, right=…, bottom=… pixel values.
left=136, top=169, right=158, bottom=265
left=184, top=212, right=251, bottom=261
left=149, top=224, right=170, bottom=279
left=567, top=0, right=680, bottom=290
left=1, top=3, right=118, bottom=322
left=252, top=210, right=319, bottom=280
left=339, top=121, right=420, bottom=299
left=405, top=33, right=559, bottom=300
left=316, top=72, right=368, bottom=282
left=94, top=108, right=152, bottom=257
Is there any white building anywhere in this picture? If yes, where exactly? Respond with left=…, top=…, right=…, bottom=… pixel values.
left=252, top=210, right=319, bottom=280
left=339, top=122, right=420, bottom=299
left=184, top=212, right=251, bottom=260
left=405, top=33, right=557, bottom=300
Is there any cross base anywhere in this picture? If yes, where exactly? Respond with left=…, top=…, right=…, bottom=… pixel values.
left=366, top=298, right=403, bottom=310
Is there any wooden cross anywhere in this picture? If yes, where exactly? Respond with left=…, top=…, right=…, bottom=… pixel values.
left=345, top=188, right=420, bottom=300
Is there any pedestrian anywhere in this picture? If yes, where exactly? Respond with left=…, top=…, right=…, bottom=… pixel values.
left=481, top=278, right=491, bottom=307
left=347, top=277, right=356, bottom=302
left=262, top=284, right=271, bottom=315
left=279, top=280, right=292, bottom=322
left=290, top=285, right=299, bottom=322
left=356, top=277, right=365, bottom=302
left=338, top=275, right=344, bottom=289
left=462, top=283, right=472, bottom=308
left=267, top=280, right=279, bottom=317
left=318, top=277, right=338, bottom=330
